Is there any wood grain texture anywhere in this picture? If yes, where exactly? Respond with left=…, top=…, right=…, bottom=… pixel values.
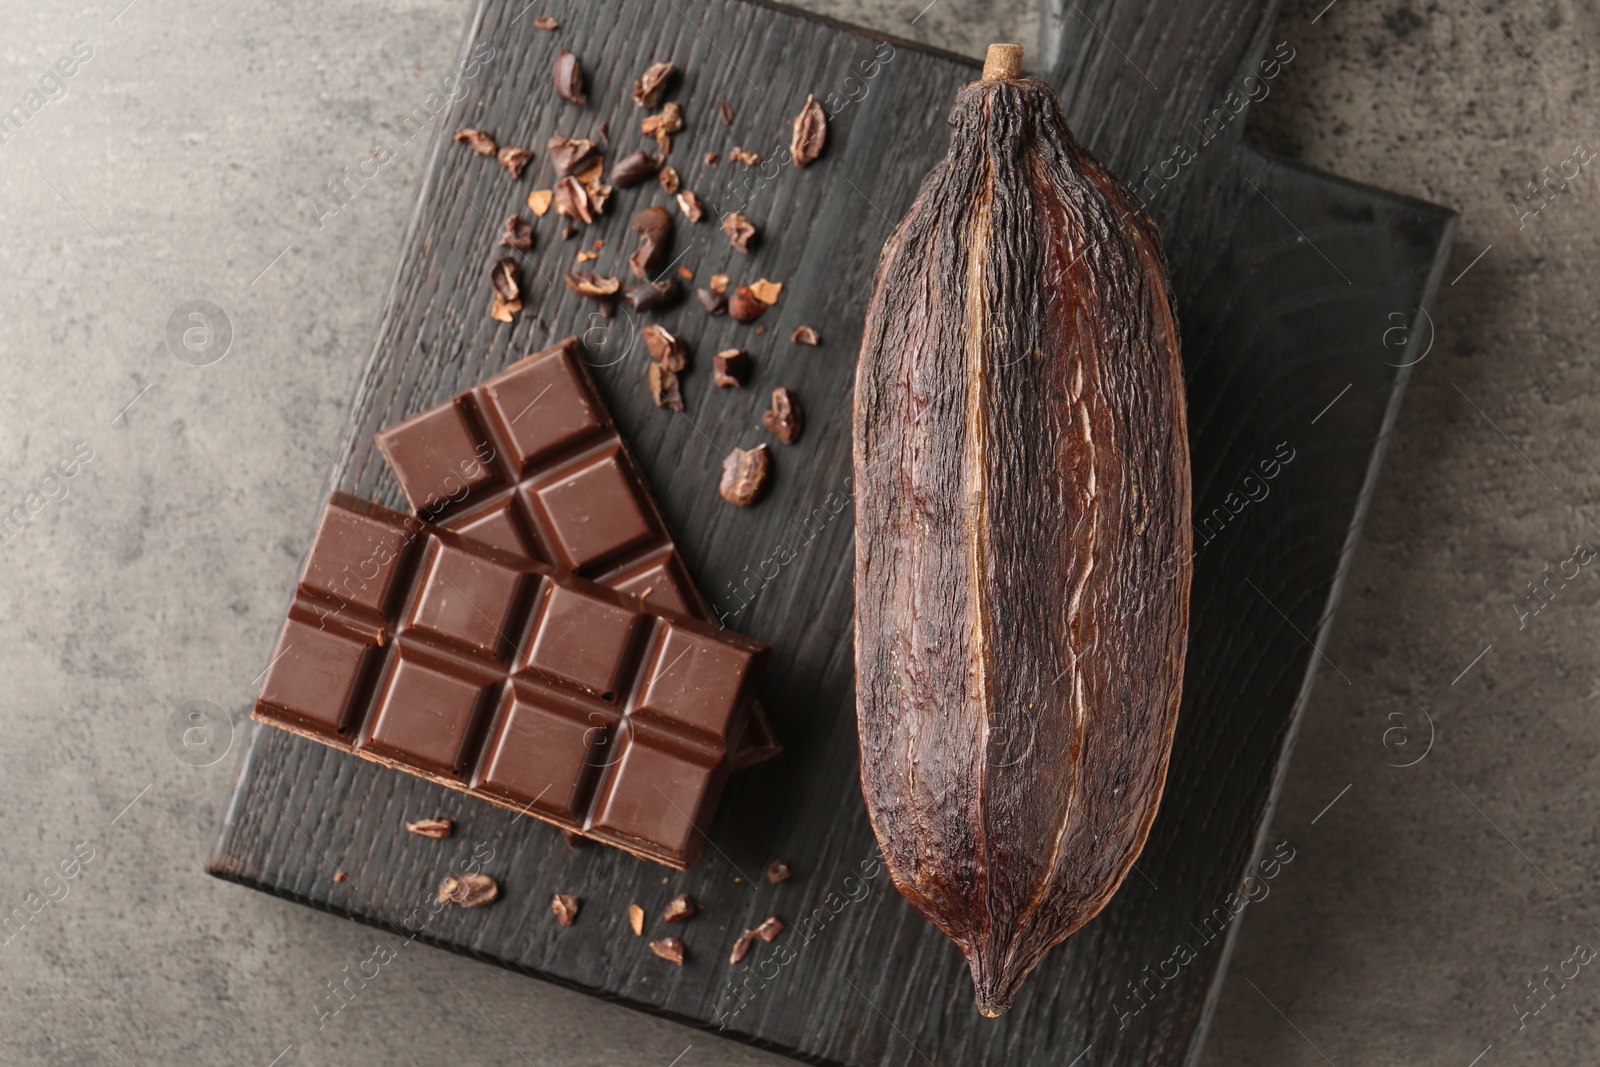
left=207, top=0, right=1457, bottom=1064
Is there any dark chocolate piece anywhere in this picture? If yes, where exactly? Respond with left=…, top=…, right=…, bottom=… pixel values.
left=374, top=338, right=781, bottom=768
left=254, top=493, right=768, bottom=869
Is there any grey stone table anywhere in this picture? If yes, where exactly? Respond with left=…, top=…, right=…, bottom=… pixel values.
left=0, top=1, right=1591, bottom=1065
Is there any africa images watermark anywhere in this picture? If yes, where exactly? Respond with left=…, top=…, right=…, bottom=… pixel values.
left=0, top=41, right=94, bottom=147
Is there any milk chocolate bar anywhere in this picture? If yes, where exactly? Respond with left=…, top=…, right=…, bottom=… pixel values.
left=374, top=337, right=779, bottom=767
left=253, top=493, right=768, bottom=869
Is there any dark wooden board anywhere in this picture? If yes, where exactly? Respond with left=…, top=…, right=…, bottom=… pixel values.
left=208, top=1, right=1458, bottom=1064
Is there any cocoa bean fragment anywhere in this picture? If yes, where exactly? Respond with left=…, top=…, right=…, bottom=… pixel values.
left=533, top=15, right=558, bottom=30
left=611, top=150, right=660, bottom=188
left=404, top=818, right=454, bottom=839
left=765, top=859, right=791, bottom=884
left=498, top=215, right=534, bottom=250
left=762, top=388, right=803, bottom=443
left=439, top=873, right=498, bottom=908
left=697, top=288, right=727, bottom=316
left=720, top=445, right=770, bottom=506
left=791, top=325, right=820, bottom=346
left=528, top=188, right=554, bottom=216
left=791, top=94, right=826, bottom=167
left=553, top=49, right=586, bottom=105
left=497, top=145, right=534, bottom=178
left=642, top=324, right=688, bottom=371
left=711, top=349, right=748, bottom=387
left=624, top=276, right=682, bottom=312
left=453, top=128, right=496, bottom=155
left=553, top=176, right=593, bottom=224
left=551, top=893, right=580, bottom=925
left=852, top=43, right=1190, bottom=1019
left=628, top=903, right=645, bottom=935
left=729, top=147, right=761, bottom=166
left=546, top=134, right=599, bottom=177
left=676, top=190, right=705, bottom=222
left=658, top=165, right=681, bottom=195
left=631, top=205, right=673, bottom=247
left=563, top=271, right=620, bottom=299
left=648, top=937, right=685, bottom=965
left=661, top=893, right=696, bottom=922
left=728, top=916, right=783, bottom=964
left=648, top=363, right=684, bottom=411
left=718, top=100, right=734, bottom=126
left=632, top=61, right=675, bottom=108
left=722, top=212, right=757, bottom=254
left=728, top=285, right=765, bottom=323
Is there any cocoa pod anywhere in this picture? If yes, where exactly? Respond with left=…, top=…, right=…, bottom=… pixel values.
left=851, top=44, right=1191, bottom=1018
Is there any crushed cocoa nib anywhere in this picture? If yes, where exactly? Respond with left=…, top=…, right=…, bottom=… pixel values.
left=649, top=937, right=686, bottom=965
left=583, top=178, right=613, bottom=216
left=791, top=325, right=821, bottom=346
left=658, top=165, right=681, bottom=195
left=533, top=15, right=558, bottom=30
left=763, top=387, right=804, bottom=443
left=641, top=103, right=683, bottom=156
left=712, top=349, right=749, bottom=387
left=497, top=145, right=534, bottom=178
left=730, top=147, right=761, bottom=166
left=631, top=205, right=673, bottom=246
left=553, top=176, right=594, bottom=224
left=404, top=818, right=455, bottom=839
left=661, top=893, right=696, bottom=922
left=728, top=929, right=755, bottom=964
left=625, top=276, right=682, bottom=312
left=649, top=363, right=684, bottom=411
left=453, top=128, right=497, bottom=155
left=628, top=903, right=646, bottom=936
left=632, top=61, right=675, bottom=108
left=643, top=324, right=688, bottom=371
left=490, top=257, right=521, bottom=302
left=564, top=271, right=621, bottom=298
left=528, top=188, right=554, bottom=216
left=719, top=100, right=735, bottom=126
left=729, top=285, right=766, bottom=323
left=791, top=93, right=827, bottom=167
left=747, top=278, right=782, bottom=304
left=333, top=871, right=347, bottom=883
left=628, top=241, right=660, bottom=279
left=611, top=150, right=660, bottom=188
left=499, top=215, right=534, bottom=250
left=576, top=250, right=598, bottom=263
left=709, top=274, right=730, bottom=294
left=722, top=212, right=757, bottom=254
left=546, top=134, right=599, bottom=176
left=551, top=893, right=580, bottom=926
left=677, top=265, right=694, bottom=281
left=490, top=297, right=519, bottom=323
left=720, top=444, right=771, bottom=506
left=553, top=49, right=586, bottom=105
left=728, top=915, right=786, bottom=962
left=439, top=873, right=499, bottom=908
left=676, top=190, right=705, bottom=222
left=766, top=859, right=792, bottom=883
left=704, top=152, right=719, bottom=166
left=575, top=156, right=605, bottom=184
left=697, top=288, right=728, bottom=316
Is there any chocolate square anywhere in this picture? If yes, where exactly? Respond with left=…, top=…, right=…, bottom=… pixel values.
left=474, top=681, right=617, bottom=819
left=633, top=622, right=762, bottom=741
left=403, top=536, right=531, bottom=660
left=589, top=727, right=720, bottom=862
left=257, top=615, right=378, bottom=737
left=358, top=644, right=496, bottom=775
left=475, top=344, right=607, bottom=471
left=519, top=583, right=643, bottom=700
left=300, top=499, right=416, bottom=617
left=526, top=445, right=658, bottom=571
left=376, top=401, right=503, bottom=516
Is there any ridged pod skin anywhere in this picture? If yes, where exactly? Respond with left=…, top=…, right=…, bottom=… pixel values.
left=851, top=56, right=1191, bottom=1017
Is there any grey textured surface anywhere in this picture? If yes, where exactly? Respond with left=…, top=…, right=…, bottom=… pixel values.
left=0, top=1, right=1573, bottom=1065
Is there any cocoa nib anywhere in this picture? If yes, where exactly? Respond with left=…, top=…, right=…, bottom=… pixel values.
left=625, top=276, right=682, bottom=312
left=642, top=324, right=688, bottom=371
left=453, top=128, right=497, bottom=155
left=658, top=165, right=681, bottom=195
left=628, top=903, right=645, bottom=936
left=497, top=145, right=534, bottom=178
left=676, top=190, right=705, bottom=222
left=729, top=916, right=784, bottom=964
left=661, top=893, right=696, bottom=922
left=499, top=215, right=534, bottom=250
left=649, top=363, right=684, bottom=411
left=546, top=134, right=600, bottom=176
left=791, top=325, right=821, bottom=346
left=404, top=818, right=454, bottom=839
left=747, top=278, right=782, bottom=305
left=697, top=288, right=728, bottom=316
left=631, top=204, right=673, bottom=250
left=564, top=271, right=621, bottom=298
left=728, top=285, right=766, bottom=323
left=533, top=15, right=558, bottom=30
left=490, top=258, right=520, bottom=302
left=641, top=102, right=683, bottom=154
left=718, top=100, right=735, bottom=126
left=720, top=445, right=771, bottom=506
left=766, top=859, right=792, bottom=883
left=628, top=241, right=663, bottom=279
left=553, top=49, right=586, bottom=105
left=528, top=188, right=554, bottom=216
left=551, top=893, right=580, bottom=926
left=763, top=387, right=804, bottom=443
left=722, top=212, right=757, bottom=254
left=712, top=349, right=749, bottom=387
left=730, top=147, right=761, bottom=166
left=553, top=176, right=594, bottom=224
left=632, top=61, right=675, bottom=108
left=709, top=274, right=730, bottom=294
left=649, top=936, right=686, bottom=966
left=611, top=150, right=660, bottom=188
left=438, top=873, right=498, bottom=908
left=792, top=94, right=827, bottom=167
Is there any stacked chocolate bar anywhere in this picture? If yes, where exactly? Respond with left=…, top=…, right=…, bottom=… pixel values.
left=253, top=339, right=777, bottom=869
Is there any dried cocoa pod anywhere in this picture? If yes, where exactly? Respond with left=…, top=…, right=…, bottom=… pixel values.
left=851, top=44, right=1191, bottom=1018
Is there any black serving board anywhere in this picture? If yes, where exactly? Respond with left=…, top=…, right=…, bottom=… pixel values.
left=208, top=0, right=1458, bottom=1064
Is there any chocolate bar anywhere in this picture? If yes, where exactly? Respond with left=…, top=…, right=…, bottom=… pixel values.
left=253, top=493, right=768, bottom=869
left=374, top=336, right=780, bottom=768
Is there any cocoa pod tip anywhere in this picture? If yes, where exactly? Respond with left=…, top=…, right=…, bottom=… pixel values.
left=982, top=43, right=1023, bottom=81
